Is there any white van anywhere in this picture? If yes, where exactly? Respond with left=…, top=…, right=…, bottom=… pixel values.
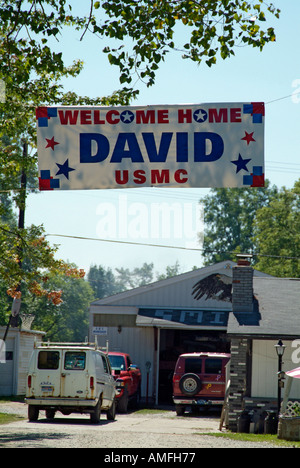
left=25, top=341, right=116, bottom=423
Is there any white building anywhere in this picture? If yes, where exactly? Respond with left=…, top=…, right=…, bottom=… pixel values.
left=0, top=326, right=45, bottom=396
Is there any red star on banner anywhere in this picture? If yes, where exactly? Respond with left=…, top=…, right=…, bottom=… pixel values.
left=241, top=131, right=255, bottom=145
left=45, top=136, right=59, bottom=150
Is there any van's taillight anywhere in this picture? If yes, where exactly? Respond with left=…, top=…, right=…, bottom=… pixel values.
left=28, top=375, right=32, bottom=388
left=172, top=374, right=180, bottom=383
left=90, top=376, right=94, bottom=389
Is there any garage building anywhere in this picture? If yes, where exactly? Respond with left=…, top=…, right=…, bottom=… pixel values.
left=89, top=260, right=268, bottom=404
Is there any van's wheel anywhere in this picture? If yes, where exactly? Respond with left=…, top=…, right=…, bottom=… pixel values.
left=46, top=409, right=56, bottom=420
left=90, top=397, right=101, bottom=424
left=179, top=373, right=202, bottom=396
left=107, top=398, right=116, bottom=421
left=28, top=405, right=39, bottom=422
left=118, top=389, right=129, bottom=413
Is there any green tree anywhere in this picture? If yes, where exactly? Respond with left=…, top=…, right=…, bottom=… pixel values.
left=87, top=264, right=121, bottom=299
left=28, top=273, right=95, bottom=342
left=0, top=1, right=280, bottom=99
left=95, top=0, right=280, bottom=87
left=253, top=180, right=300, bottom=277
left=0, top=278, right=10, bottom=325
left=115, top=262, right=154, bottom=289
left=200, top=181, right=278, bottom=264
left=87, top=261, right=184, bottom=298
left=156, top=260, right=181, bottom=280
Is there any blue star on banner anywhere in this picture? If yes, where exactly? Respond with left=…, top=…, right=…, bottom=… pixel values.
left=193, top=109, right=208, bottom=122
left=120, top=110, right=135, bottom=123
left=231, top=154, right=251, bottom=173
left=56, top=159, right=75, bottom=179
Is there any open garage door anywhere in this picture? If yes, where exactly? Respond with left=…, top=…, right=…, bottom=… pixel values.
left=158, top=329, right=230, bottom=403
left=136, top=307, right=230, bottom=404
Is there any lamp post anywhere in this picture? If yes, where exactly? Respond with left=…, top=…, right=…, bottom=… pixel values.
left=275, top=339, right=286, bottom=416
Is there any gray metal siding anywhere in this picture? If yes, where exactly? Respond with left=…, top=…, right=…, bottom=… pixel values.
left=95, top=326, right=154, bottom=398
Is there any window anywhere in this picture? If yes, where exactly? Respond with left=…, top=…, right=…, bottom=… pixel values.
left=102, top=355, right=109, bottom=373
left=204, top=358, right=222, bottom=374
left=5, top=352, right=13, bottom=361
left=185, top=358, right=202, bottom=374
left=64, top=352, right=86, bottom=370
left=108, top=355, right=126, bottom=371
left=95, top=353, right=103, bottom=373
left=38, top=351, right=60, bottom=370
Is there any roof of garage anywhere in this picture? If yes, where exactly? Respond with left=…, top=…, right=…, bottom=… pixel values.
left=90, top=261, right=271, bottom=330
left=91, top=261, right=236, bottom=310
left=227, top=277, right=300, bottom=338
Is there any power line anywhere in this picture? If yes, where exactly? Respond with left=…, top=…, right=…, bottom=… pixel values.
left=46, top=233, right=300, bottom=260
left=47, top=233, right=203, bottom=251
left=266, top=92, right=300, bottom=104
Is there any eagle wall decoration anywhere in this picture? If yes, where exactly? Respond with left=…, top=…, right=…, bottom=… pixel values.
left=192, top=274, right=232, bottom=302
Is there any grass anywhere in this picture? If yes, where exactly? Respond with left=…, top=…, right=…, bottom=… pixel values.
left=0, top=413, right=25, bottom=425
left=0, top=396, right=26, bottom=425
left=134, top=408, right=171, bottom=415
left=207, top=431, right=300, bottom=448
left=0, top=395, right=25, bottom=403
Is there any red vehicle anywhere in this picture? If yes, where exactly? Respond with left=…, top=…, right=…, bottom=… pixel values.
left=172, top=352, right=230, bottom=416
left=108, top=352, right=141, bottom=413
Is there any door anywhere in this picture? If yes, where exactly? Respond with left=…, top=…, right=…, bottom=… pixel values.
left=61, top=350, right=89, bottom=398
left=201, top=358, right=225, bottom=398
left=35, top=349, right=62, bottom=397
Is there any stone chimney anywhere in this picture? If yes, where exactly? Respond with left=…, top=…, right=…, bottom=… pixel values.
left=232, top=254, right=253, bottom=313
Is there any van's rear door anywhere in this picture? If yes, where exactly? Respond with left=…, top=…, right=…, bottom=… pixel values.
left=61, top=350, right=89, bottom=398
left=201, top=357, right=225, bottom=397
left=35, top=349, right=62, bottom=397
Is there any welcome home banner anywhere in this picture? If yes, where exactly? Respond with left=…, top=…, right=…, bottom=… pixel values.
left=36, top=103, right=265, bottom=190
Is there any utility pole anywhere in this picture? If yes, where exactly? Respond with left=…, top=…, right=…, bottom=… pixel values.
left=2, top=140, right=27, bottom=341
left=18, top=140, right=27, bottom=228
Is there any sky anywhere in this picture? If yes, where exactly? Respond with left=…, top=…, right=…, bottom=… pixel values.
left=25, top=0, right=300, bottom=278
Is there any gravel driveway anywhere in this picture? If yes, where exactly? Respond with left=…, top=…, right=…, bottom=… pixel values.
left=0, top=401, right=284, bottom=449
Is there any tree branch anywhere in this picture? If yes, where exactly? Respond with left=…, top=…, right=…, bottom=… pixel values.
left=80, top=0, right=94, bottom=41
